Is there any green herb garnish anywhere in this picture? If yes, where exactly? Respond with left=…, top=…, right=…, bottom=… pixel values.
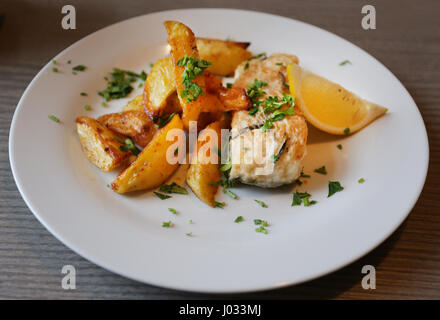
left=72, top=65, right=86, bottom=72
left=254, top=200, right=268, bottom=208
left=48, top=115, right=60, bottom=123
left=98, top=68, right=146, bottom=101
left=212, top=201, right=226, bottom=208
left=226, top=83, right=233, bottom=88
left=156, top=113, right=175, bottom=128
left=160, top=182, right=188, bottom=195
left=339, top=60, right=352, bottom=66
left=177, top=55, right=212, bottom=103
left=80, top=92, right=87, bottom=96
left=314, top=166, right=327, bottom=175
left=337, top=144, right=343, bottom=150
left=162, top=221, right=172, bottom=228
left=328, top=181, right=344, bottom=197
left=300, top=172, right=311, bottom=178
left=243, top=62, right=249, bottom=70
left=51, top=67, right=58, bottom=73
left=186, top=232, right=193, bottom=237
left=234, top=216, right=244, bottom=223
left=119, top=138, right=141, bottom=155
left=168, top=208, right=177, bottom=214
left=224, top=188, right=238, bottom=199
left=344, top=128, right=350, bottom=135
left=84, top=104, right=92, bottom=111
left=248, top=107, right=259, bottom=115
left=154, top=192, right=172, bottom=200
left=358, top=178, right=365, bottom=183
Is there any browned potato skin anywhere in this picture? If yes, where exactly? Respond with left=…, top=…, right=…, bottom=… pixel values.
left=164, top=21, right=207, bottom=130
left=204, top=71, right=250, bottom=112
left=196, top=37, right=252, bottom=76
left=186, top=121, right=223, bottom=207
left=76, top=116, right=130, bottom=172
left=98, top=111, right=156, bottom=147
left=111, top=114, right=184, bottom=194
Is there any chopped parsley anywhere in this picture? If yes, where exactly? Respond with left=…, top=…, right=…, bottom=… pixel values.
left=51, top=67, right=58, bottom=73
left=119, top=138, right=141, bottom=155
left=344, top=127, right=350, bottom=135
left=254, top=200, right=268, bottom=208
left=292, top=191, right=317, bottom=207
left=72, top=65, right=86, bottom=72
left=234, top=216, right=244, bottom=223
left=271, top=155, right=280, bottom=163
left=339, top=60, right=352, bottom=66
left=276, top=62, right=284, bottom=66
left=224, top=188, right=238, bottom=199
left=248, top=107, right=259, bottom=115
left=98, top=68, right=146, bottom=101
left=48, top=115, right=60, bottom=123
left=328, top=181, right=344, bottom=197
left=314, top=166, right=327, bottom=175
left=261, top=107, right=295, bottom=132
left=249, top=53, right=266, bottom=61
left=159, top=182, right=188, bottom=195
left=168, top=208, right=177, bottom=214
left=212, top=201, right=226, bottom=208
left=243, top=62, right=249, bottom=70
left=155, top=113, right=175, bottom=128
left=154, top=192, right=171, bottom=200
left=226, top=83, right=233, bottom=88
left=189, top=220, right=194, bottom=224
left=67, top=60, right=71, bottom=64
left=358, top=178, right=365, bottom=183
left=337, top=144, right=343, bottom=150
left=162, top=221, right=172, bottom=228
left=300, top=172, right=311, bottom=178
left=254, top=219, right=269, bottom=234
left=186, top=232, right=193, bottom=237
left=80, top=92, right=87, bottom=96
left=101, top=101, right=107, bottom=107
left=247, top=79, right=267, bottom=106
left=84, top=104, right=92, bottom=111
left=176, top=55, right=212, bottom=103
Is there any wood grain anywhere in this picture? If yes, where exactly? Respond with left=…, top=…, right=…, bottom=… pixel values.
left=0, top=0, right=439, bottom=299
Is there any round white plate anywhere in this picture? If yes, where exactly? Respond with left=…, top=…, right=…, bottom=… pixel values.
left=9, top=9, right=429, bottom=293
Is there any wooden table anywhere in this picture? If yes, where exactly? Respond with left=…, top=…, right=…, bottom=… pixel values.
left=0, top=0, right=439, bottom=299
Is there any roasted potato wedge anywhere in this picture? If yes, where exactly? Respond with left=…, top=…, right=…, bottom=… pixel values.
left=165, top=21, right=207, bottom=130
left=98, top=110, right=156, bottom=147
left=122, top=94, right=144, bottom=113
left=143, top=56, right=177, bottom=117
left=76, top=116, right=130, bottom=172
left=112, top=114, right=184, bottom=193
left=186, top=121, right=222, bottom=207
left=196, top=37, right=252, bottom=76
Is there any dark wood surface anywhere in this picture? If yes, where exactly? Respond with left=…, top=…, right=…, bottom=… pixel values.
left=0, top=0, right=439, bottom=299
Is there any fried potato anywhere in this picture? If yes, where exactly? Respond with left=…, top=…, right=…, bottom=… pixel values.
left=164, top=21, right=207, bottom=130
left=122, top=94, right=144, bottom=113
left=97, top=110, right=156, bottom=147
left=112, top=114, right=184, bottom=193
left=143, top=56, right=177, bottom=117
left=186, top=121, right=222, bottom=207
left=196, top=38, right=252, bottom=76
left=76, top=116, right=130, bottom=172
left=204, top=71, right=250, bottom=112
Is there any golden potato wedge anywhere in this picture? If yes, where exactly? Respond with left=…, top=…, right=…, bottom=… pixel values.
left=186, top=121, right=222, bottom=207
left=97, top=110, right=156, bottom=147
left=76, top=116, right=130, bottom=172
left=143, top=56, right=177, bottom=117
left=165, top=20, right=207, bottom=130
left=112, top=114, right=184, bottom=193
left=196, top=37, right=252, bottom=76
left=122, top=94, right=144, bottom=113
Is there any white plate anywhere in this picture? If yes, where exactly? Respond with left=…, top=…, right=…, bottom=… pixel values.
left=9, top=9, right=429, bottom=293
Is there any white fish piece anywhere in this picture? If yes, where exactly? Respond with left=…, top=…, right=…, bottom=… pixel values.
left=229, top=54, right=307, bottom=188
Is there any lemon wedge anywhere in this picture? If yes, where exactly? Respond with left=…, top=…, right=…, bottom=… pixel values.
left=287, top=63, right=387, bottom=135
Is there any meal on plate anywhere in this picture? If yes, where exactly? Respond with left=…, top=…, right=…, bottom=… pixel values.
left=75, top=20, right=387, bottom=208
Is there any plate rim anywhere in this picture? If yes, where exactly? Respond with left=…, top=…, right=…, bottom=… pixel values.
left=8, top=8, right=430, bottom=293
